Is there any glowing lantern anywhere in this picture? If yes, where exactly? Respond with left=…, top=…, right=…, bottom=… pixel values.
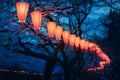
left=89, top=42, right=95, bottom=53
left=105, top=56, right=111, bottom=64
left=31, top=11, right=42, bottom=35
left=88, top=61, right=106, bottom=71
left=16, top=2, right=29, bottom=29
left=47, top=22, right=56, bottom=42
left=69, top=34, right=76, bottom=48
left=55, top=26, right=63, bottom=44
left=96, top=47, right=102, bottom=54
left=92, top=43, right=97, bottom=52
left=84, top=41, right=89, bottom=51
left=89, top=42, right=93, bottom=48
left=62, top=31, right=70, bottom=45
left=75, top=37, right=80, bottom=51
left=99, top=61, right=105, bottom=70
left=96, top=51, right=110, bottom=64
left=80, top=39, right=85, bottom=52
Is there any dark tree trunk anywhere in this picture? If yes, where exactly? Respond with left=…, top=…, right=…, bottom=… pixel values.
left=63, top=64, right=71, bottom=80
left=43, top=60, right=56, bottom=80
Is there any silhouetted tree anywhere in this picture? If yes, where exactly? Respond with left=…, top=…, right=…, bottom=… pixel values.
left=0, top=0, right=113, bottom=80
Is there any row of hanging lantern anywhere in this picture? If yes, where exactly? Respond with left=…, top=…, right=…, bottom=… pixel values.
left=15, top=2, right=79, bottom=50
left=46, top=22, right=111, bottom=71
left=15, top=1, right=110, bottom=71
left=16, top=2, right=42, bottom=35
left=46, top=21, right=89, bottom=51
left=15, top=2, right=107, bottom=53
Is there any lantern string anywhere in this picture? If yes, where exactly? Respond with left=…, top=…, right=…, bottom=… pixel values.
left=21, top=22, right=25, bottom=29
left=57, top=40, right=60, bottom=45
left=76, top=47, right=78, bottom=51
left=50, top=37, right=52, bottom=42
left=35, top=29, right=39, bottom=35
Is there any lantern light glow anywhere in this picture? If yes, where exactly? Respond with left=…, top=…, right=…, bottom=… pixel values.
left=47, top=22, right=56, bottom=42
left=84, top=41, right=89, bottom=51
left=75, top=37, right=80, bottom=51
left=80, top=39, right=85, bottom=52
left=55, top=26, right=63, bottom=44
left=62, top=31, right=70, bottom=45
left=69, top=34, right=76, bottom=48
left=89, top=42, right=94, bottom=53
left=31, top=11, right=42, bottom=35
left=16, top=2, right=29, bottom=29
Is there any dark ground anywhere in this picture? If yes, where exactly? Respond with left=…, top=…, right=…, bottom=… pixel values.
left=0, top=72, right=42, bottom=80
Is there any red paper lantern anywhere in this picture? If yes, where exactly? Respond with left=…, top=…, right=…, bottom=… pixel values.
left=69, top=34, right=76, bottom=48
left=92, top=43, right=97, bottom=52
left=62, top=31, right=70, bottom=45
left=31, top=11, right=42, bottom=35
left=47, top=22, right=56, bottom=42
left=84, top=41, right=89, bottom=51
left=55, top=26, right=63, bottom=44
left=88, top=61, right=106, bottom=71
left=99, top=61, right=105, bottom=70
left=80, top=39, right=85, bottom=52
left=88, top=42, right=95, bottom=52
left=104, top=55, right=111, bottom=64
left=95, top=46, right=102, bottom=54
left=96, top=51, right=110, bottom=64
left=16, top=2, right=29, bottom=29
left=75, top=37, right=80, bottom=51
